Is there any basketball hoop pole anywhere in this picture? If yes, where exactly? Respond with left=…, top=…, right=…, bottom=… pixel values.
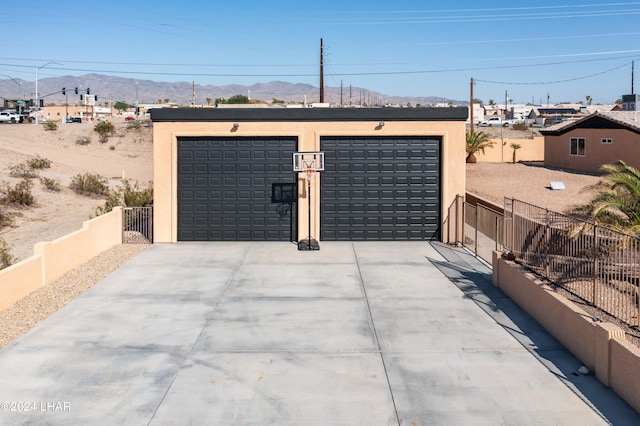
left=293, top=152, right=323, bottom=251
left=306, top=171, right=312, bottom=250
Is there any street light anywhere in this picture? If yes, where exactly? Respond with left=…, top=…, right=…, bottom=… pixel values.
left=35, top=62, right=62, bottom=125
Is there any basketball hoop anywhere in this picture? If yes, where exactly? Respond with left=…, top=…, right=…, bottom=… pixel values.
left=292, top=152, right=324, bottom=251
left=304, top=169, right=314, bottom=181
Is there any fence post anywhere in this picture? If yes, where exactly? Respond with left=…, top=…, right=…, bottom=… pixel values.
left=495, top=216, right=499, bottom=252
left=544, top=209, right=550, bottom=279
left=474, top=204, right=478, bottom=256
left=593, top=224, right=598, bottom=305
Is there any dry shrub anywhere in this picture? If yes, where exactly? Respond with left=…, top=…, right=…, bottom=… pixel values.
left=40, top=176, right=61, bottom=192
left=3, top=179, right=35, bottom=206
left=9, top=163, right=38, bottom=179
left=0, top=237, right=16, bottom=270
left=26, top=155, right=51, bottom=170
left=43, top=121, right=57, bottom=131
left=76, top=136, right=91, bottom=145
left=69, top=173, right=110, bottom=196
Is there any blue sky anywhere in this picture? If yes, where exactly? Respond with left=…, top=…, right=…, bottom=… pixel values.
left=2, top=1, right=640, bottom=104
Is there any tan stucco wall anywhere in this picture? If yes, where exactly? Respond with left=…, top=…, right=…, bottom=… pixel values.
left=0, top=256, right=42, bottom=311
left=0, top=208, right=123, bottom=310
left=493, top=253, right=640, bottom=413
left=544, top=128, right=640, bottom=173
left=153, top=119, right=466, bottom=243
left=474, top=136, right=544, bottom=163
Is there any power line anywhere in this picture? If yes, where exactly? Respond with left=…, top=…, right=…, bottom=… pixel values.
left=475, top=61, right=631, bottom=85
left=0, top=55, right=636, bottom=81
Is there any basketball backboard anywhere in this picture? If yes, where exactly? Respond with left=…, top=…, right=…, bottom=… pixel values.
left=293, top=152, right=324, bottom=172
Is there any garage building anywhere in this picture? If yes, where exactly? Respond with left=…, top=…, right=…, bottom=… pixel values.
left=150, top=107, right=466, bottom=244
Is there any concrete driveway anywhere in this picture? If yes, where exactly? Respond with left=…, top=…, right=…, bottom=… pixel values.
left=0, top=242, right=638, bottom=425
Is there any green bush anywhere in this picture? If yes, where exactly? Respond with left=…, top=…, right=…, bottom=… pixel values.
left=69, top=173, right=110, bottom=196
left=26, top=155, right=51, bottom=170
left=3, top=179, right=35, bottom=206
left=40, top=176, right=61, bottom=192
left=96, top=180, right=153, bottom=215
left=94, top=121, right=115, bottom=143
left=0, top=237, right=16, bottom=270
left=43, top=121, right=58, bottom=131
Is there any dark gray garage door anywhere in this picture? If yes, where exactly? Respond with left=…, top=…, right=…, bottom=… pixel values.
left=321, top=137, right=441, bottom=240
left=178, top=137, right=297, bottom=241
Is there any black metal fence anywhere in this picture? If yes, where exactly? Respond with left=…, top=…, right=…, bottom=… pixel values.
left=457, top=195, right=640, bottom=328
left=123, top=207, right=153, bottom=244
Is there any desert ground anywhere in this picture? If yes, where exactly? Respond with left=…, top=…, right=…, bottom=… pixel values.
left=0, top=119, right=153, bottom=262
left=465, top=161, right=602, bottom=212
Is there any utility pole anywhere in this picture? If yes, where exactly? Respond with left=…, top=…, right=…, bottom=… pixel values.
left=319, top=38, right=324, bottom=103
left=469, top=77, right=474, bottom=132
left=504, top=90, right=508, bottom=119
left=135, top=81, right=139, bottom=119
left=340, top=80, right=343, bottom=106
left=349, top=84, right=352, bottom=106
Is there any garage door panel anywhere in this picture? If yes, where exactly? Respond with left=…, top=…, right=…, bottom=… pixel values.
left=178, top=137, right=296, bottom=241
left=321, top=136, right=440, bottom=241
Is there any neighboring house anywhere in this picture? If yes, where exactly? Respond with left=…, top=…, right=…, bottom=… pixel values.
left=540, top=111, right=640, bottom=173
left=527, top=106, right=588, bottom=126
left=150, top=107, right=467, bottom=244
left=479, top=104, right=533, bottom=123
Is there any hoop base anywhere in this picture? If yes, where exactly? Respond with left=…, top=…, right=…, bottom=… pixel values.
left=297, top=237, right=320, bottom=251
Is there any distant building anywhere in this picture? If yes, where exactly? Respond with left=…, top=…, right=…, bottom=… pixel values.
left=540, top=111, right=640, bottom=173
left=621, top=94, right=640, bottom=111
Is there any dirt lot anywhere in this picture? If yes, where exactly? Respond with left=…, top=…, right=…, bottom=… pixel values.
left=0, top=119, right=153, bottom=262
left=465, top=161, right=602, bottom=213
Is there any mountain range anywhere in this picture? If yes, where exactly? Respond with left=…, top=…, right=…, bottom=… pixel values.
left=0, top=74, right=464, bottom=107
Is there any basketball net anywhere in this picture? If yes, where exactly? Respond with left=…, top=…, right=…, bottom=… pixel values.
left=302, top=160, right=316, bottom=181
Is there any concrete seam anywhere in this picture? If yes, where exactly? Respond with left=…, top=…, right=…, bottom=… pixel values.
left=352, top=242, right=401, bottom=426
left=146, top=244, right=252, bottom=425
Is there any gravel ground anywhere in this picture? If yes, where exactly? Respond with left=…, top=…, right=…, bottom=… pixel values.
left=0, top=244, right=149, bottom=350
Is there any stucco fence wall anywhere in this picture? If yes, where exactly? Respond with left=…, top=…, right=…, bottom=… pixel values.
left=474, top=136, right=544, bottom=163
left=493, top=253, right=640, bottom=413
left=0, top=207, right=123, bottom=311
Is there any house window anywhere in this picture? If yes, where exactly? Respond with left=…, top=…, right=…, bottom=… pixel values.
left=601, top=138, right=612, bottom=144
left=570, top=137, right=585, bottom=156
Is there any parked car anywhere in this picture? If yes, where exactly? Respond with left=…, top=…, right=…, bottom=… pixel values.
left=0, top=111, right=22, bottom=123
left=124, top=116, right=136, bottom=121
left=479, top=116, right=528, bottom=127
left=66, top=117, right=82, bottom=123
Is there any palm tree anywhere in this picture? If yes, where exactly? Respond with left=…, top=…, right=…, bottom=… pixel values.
left=510, top=143, right=522, bottom=164
left=572, top=160, right=640, bottom=236
left=465, top=130, right=495, bottom=163
left=206, top=97, right=212, bottom=106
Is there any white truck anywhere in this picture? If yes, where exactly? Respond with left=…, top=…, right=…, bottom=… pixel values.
left=479, top=116, right=526, bottom=127
left=0, top=111, right=21, bottom=123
